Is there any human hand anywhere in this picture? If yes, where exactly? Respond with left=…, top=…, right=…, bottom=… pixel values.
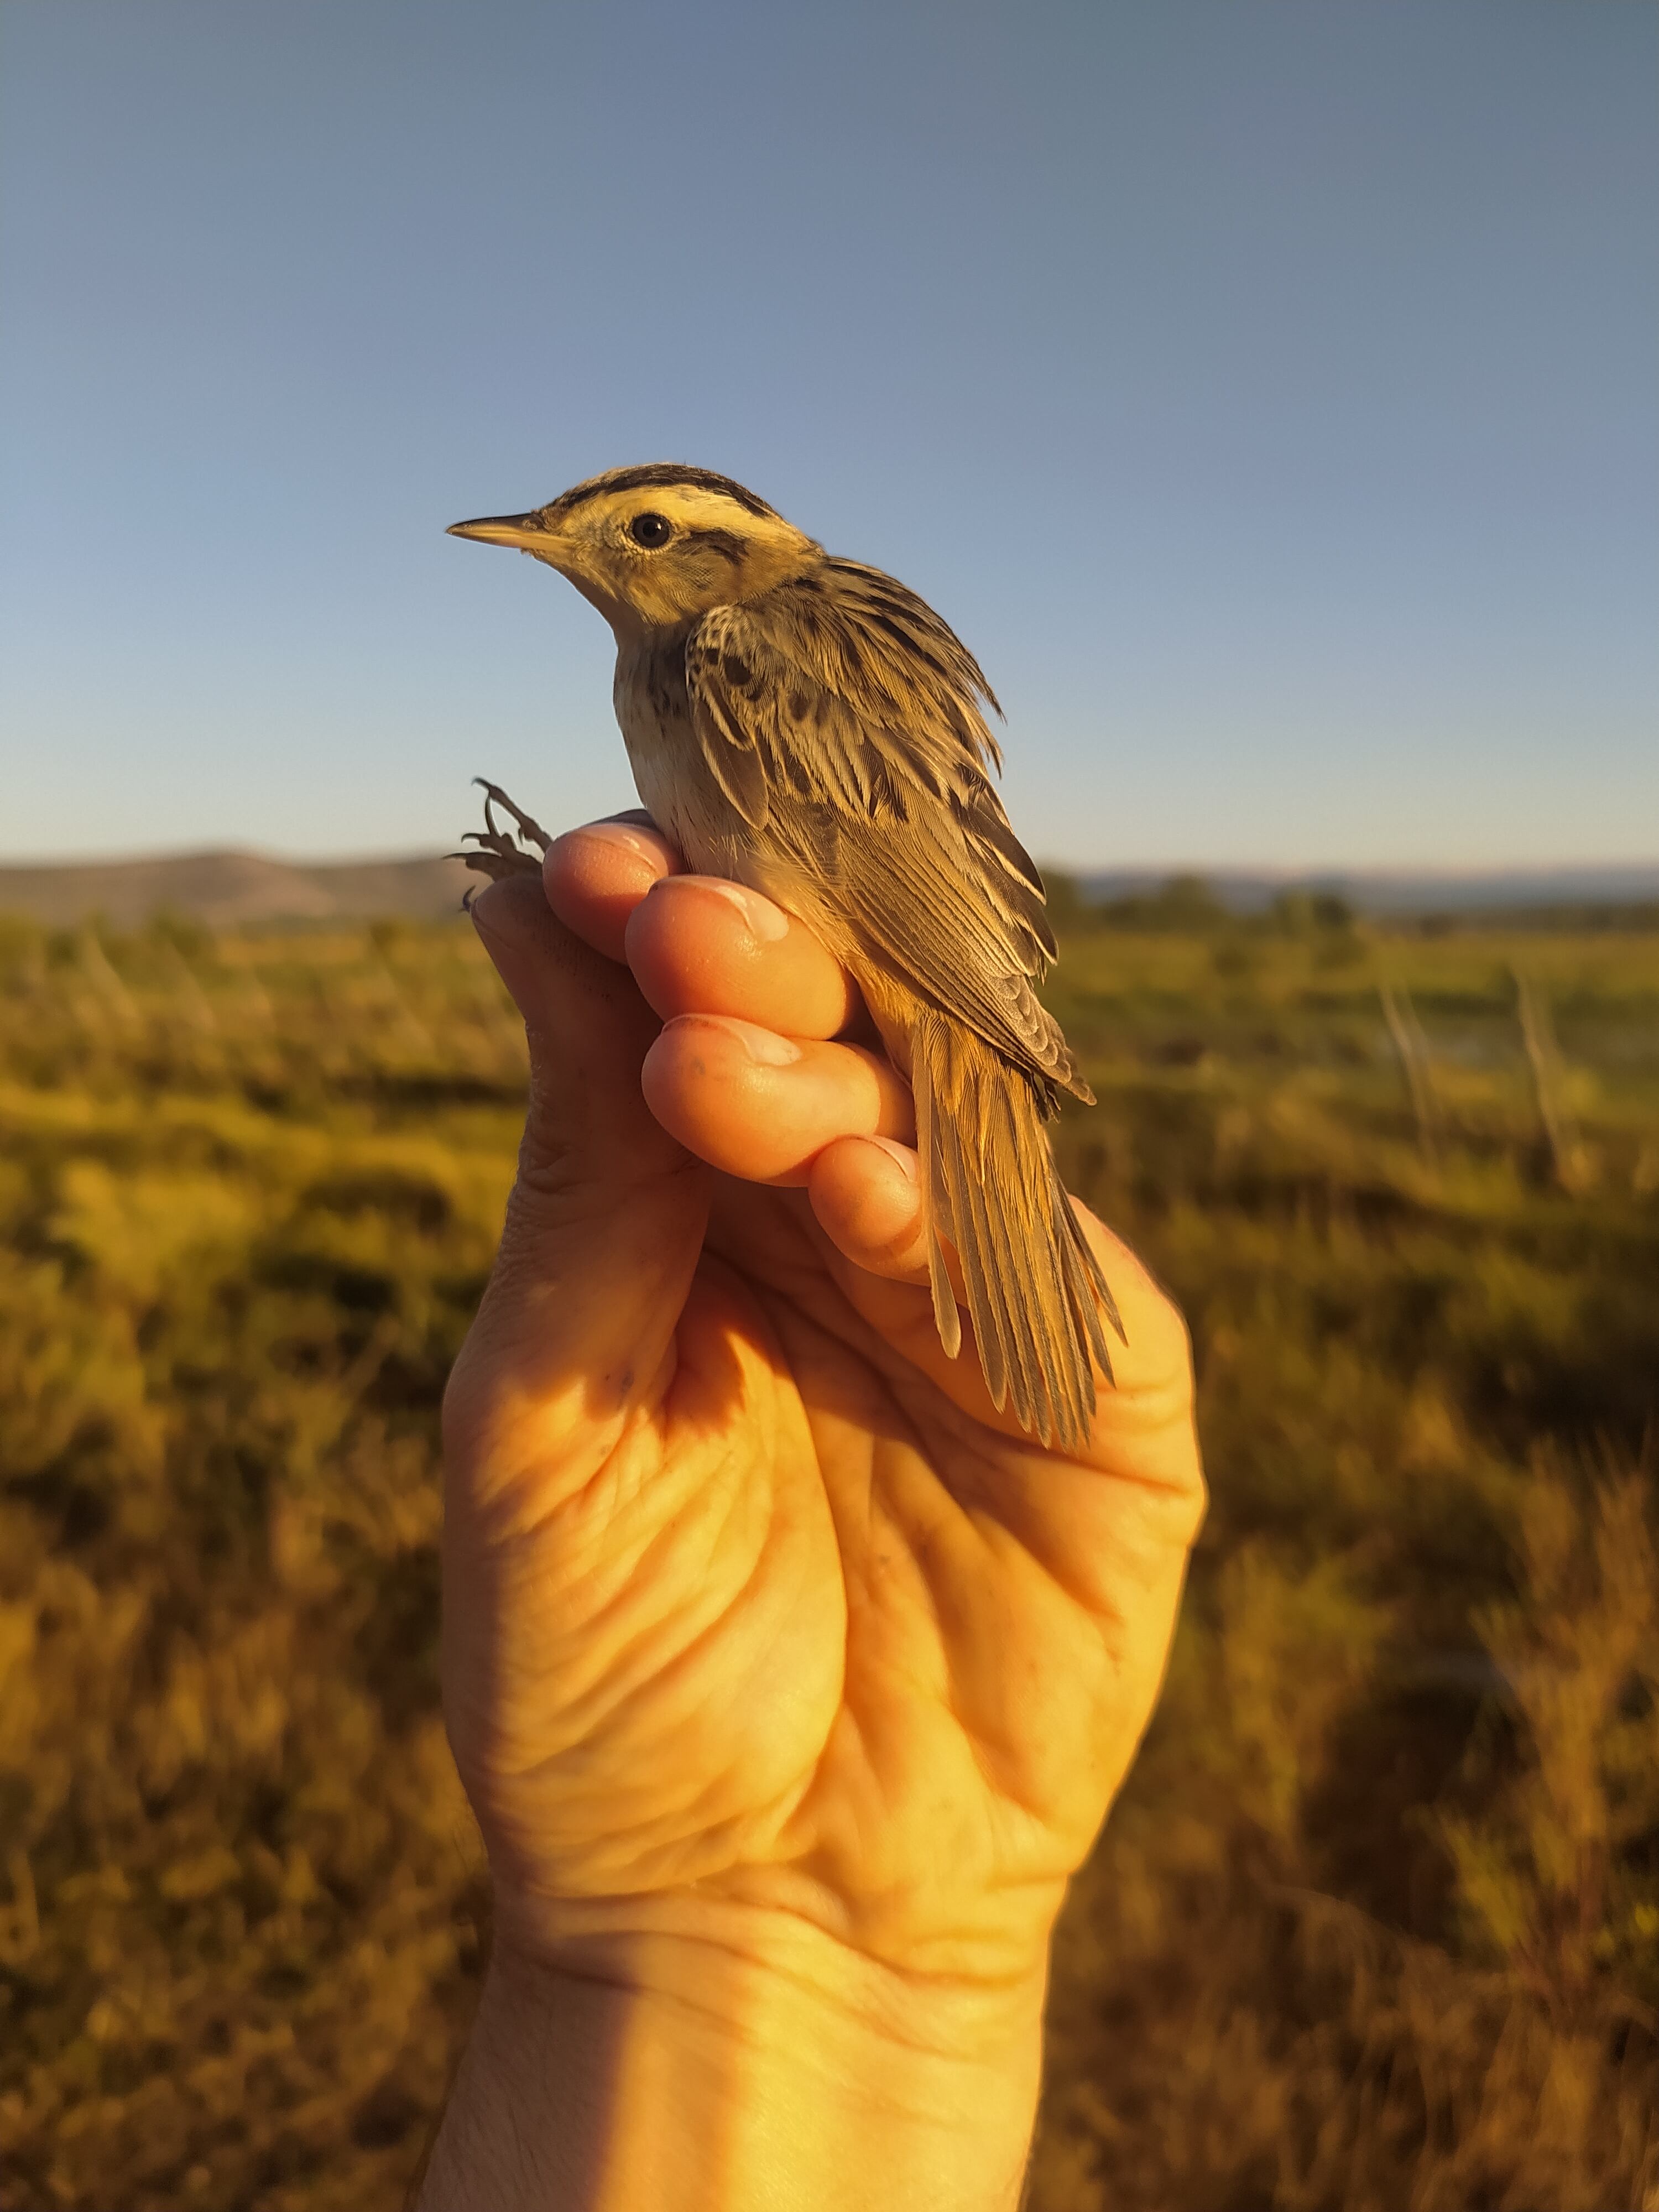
left=425, top=818, right=1204, bottom=2211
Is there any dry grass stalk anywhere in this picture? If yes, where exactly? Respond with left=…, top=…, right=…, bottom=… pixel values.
left=1379, top=983, right=1441, bottom=1167
left=1514, top=969, right=1591, bottom=1193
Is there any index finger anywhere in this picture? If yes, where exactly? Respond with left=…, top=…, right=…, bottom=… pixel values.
left=542, top=813, right=683, bottom=962
left=545, top=816, right=861, bottom=1041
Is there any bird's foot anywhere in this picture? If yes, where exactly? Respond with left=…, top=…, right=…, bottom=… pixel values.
left=451, top=779, right=554, bottom=902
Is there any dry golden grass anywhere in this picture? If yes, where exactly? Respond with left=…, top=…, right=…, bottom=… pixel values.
left=1, top=900, right=1656, bottom=2209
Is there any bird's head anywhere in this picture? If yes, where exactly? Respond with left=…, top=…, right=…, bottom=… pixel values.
left=448, top=464, right=819, bottom=636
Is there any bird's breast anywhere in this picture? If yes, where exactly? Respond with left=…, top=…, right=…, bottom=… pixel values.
left=613, top=643, right=744, bottom=878
left=611, top=637, right=850, bottom=968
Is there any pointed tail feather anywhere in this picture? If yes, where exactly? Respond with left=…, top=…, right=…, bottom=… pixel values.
left=909, top=1008, right=1123, bottom=1451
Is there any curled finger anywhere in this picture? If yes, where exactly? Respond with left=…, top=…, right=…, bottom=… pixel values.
left=641, top=1018, right=914, bottom=1186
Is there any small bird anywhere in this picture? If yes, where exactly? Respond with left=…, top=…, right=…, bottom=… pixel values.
left=449, top=464, right=1122, bottom=1448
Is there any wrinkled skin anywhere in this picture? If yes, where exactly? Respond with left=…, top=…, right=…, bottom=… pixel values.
left=440, top=815, right=1206, bottom=2005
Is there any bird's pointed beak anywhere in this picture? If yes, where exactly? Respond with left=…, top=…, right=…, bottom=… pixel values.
left=446, top=511, right=551, bottom=550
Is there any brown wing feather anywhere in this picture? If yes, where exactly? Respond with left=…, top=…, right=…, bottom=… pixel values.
left=684, top=562, right=1091, bottom=1104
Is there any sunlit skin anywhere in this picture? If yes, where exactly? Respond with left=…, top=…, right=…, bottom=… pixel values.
left=421, top=818, right=1204, bottom=2211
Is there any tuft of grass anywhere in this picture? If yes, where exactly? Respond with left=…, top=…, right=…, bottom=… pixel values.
left=1, top=908, right=1656, bottom=2208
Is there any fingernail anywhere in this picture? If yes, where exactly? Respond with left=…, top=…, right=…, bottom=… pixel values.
left=698, top=880, right=790, bottom=942
left=696, top=1016, right=801, bottom=1066
left=568, top=820, right=675, bottom=870
left=864, top=1136, right=919, bottom=1182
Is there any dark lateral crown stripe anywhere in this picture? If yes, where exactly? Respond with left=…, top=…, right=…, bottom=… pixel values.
left=555, top=464, right=779, bottom=520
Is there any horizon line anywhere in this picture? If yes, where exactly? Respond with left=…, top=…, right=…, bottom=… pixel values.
left=3, top=844, right=1659, bottom=883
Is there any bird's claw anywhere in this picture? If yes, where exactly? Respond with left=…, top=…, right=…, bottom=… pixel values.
left=450, top=779, right=554, bottom=904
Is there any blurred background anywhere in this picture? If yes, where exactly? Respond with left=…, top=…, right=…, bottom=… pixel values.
left=2, top=5, right=1657, bottom=2208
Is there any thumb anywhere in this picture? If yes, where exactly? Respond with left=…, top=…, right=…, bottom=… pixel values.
left=442, top=873, right=709, bottom=1516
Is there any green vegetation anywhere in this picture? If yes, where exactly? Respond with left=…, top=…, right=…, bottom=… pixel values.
left=2, top=901, right=1656, bottom=2209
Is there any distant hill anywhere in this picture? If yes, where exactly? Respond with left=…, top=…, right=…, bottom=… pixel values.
left=0, top=849, right=477, bottom=927
left=1, top=847, right=1656, bottom=929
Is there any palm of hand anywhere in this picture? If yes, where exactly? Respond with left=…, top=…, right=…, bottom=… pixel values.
left=440, top=824, right=1201, bottom=1989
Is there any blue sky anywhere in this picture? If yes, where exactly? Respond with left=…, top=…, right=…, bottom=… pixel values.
left=2, top=0, right=1654, bottom=868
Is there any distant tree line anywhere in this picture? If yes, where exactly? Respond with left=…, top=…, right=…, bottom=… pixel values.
left=1039, top=872, right=1659, bottom=937
left=1041, top=872, right=1358, bottom=937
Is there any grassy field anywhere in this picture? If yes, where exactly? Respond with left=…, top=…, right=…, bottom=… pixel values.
left=1, top=892, right=1656, bottom=2210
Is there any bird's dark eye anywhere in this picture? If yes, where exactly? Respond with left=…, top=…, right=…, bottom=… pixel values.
left=629, top=512, right=672, bottom=549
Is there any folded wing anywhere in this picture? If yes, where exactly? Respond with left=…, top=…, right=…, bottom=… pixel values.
left=683, top=561, right=1093, bottom=1107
